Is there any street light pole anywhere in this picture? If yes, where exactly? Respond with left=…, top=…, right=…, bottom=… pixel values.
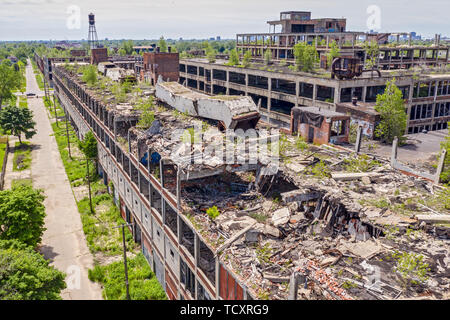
left=114, top=223, right=134, bottom=300
left=65, top=113, right=72, bottom=159
left=86, top=158, right=93, bottom=214
left=53, top=94, right=59, bottom=127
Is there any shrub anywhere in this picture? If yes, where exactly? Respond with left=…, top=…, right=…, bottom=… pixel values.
left=206, top=206, right=220, bottom=220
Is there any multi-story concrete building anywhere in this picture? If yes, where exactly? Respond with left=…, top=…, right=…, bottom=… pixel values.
left=179, top=58, right=450, bottom=136
left=49, top=61, right=450, bottom=301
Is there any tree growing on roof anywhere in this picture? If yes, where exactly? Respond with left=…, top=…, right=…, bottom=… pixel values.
left=0, top=105, right=37, bottom=144
left=374, top=79, right=407, bottom=144
left=363, top=41, right=380, bottom=71
left=264, top=49, right=272, bottom=66
left=206, top=45, right=216, bottom=63
left=327, top=40, right=340, bottom=69
left=81, top=65, right=98, bottom=87
left=158, top=36, right=168, bottom=53
left=293, top=42, right=318, bottom=72
left=228, top=49, right=240, bottom=66
left=242, top=50, right=252, bottom=68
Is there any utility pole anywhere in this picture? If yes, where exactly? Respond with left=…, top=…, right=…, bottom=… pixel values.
left=53, top=94, right=59, bottom=127
left=65, top=113, right=72, bottom=159
left=114, top=223, right=134, bottom=300
left=86, top=158, right=93, bottom=214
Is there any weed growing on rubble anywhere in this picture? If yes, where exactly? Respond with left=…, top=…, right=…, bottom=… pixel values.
left=391, top=251, right=430, bottom=286
left=249, top=212, right=268, bottom=223
left=309, top=160, right=331, bottom=178
left=206, top=206, right=220, bottom=220
left=342, top=280, right=358, bottom=289
left=256, top=243, right=272, bottom=265
left=343, top=154, right=380, bottom=173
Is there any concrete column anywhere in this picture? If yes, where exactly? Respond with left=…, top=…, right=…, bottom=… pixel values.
left=197, top=66, right=200, bottom=90
left=391, top=137, right=398, bottom=168
left=268, top=77, right=272, bottom=124
left=435, top=149, right=447, bottom=184
left=295, top=81, right=300, bottom=107
left=245, top=73, right=249, bottom=96
left=334, top=86, right=341, bottom=104
left=362, top=86, right=367, bottom=103
left=226, top=70, right=230, bottom=95
left=312, top=84, right=317, bottom=102
left=210, top=68, right=214, bottom=95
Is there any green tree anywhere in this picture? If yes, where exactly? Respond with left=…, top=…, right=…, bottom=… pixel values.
left=363, top=41, right=380, bottom=70
left=158, top=36, right=168, bottom=53
left=242, top=50, right=252, bottom=68
left=327, top=40, right=340, bottom=69
left=0, top=240, right=66, bottom=300
left=0, top=105, right=37, bottom=144
left=120, top=40, right=134, bottom=55
left=264, top=49, right=272, bottom=65
left=228, top=49, right=240, bottom=66
left=79, top=131, right=98, bottom=160
left=293, top=42, right=318, bottom=72
left=0, top=60, right=21, bottom=107
left=206, top=45, right=216, bottom=63
left=0, top=185, right=46, bottom=247
left=374, top=79, right=407, bottom=144
left=439, top=124, right=450, bottom=183
left=81, top=65, right=98, bottom=87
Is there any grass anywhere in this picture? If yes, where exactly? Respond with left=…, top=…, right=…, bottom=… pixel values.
left=50, top=120, right=135, bottom=255
left=0, top=136, right=7, bottom=170
left=35, top=72, right=44, bottom=90
left=19, top=96, right=28, bottom=108
left=49, top=96, right=165, bottom=299
left=88, top=253, right=167, bottom=300
left=13, top=141, right=32, bottom=171
left=11, top=178, right=32, bottom=188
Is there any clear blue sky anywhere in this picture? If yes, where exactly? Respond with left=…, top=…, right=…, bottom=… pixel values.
left=0, top=0, right=448, bottom=41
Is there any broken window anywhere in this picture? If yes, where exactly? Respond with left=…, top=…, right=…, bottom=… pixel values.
left=299, top=82, right=313, bottom=99
left=198, top=240, right=215, bottom=285
left=150, top=184, right=162, bottom=215
left=180, top=259, right=195, bottom=298
left=162, top=162, right=177, bottom=195
left=316, top=85, right=335, bottom=102
left=197, top=281, right=211, bottom=300
left=164, top=200, right=178, bottom=236
left=139, top=172, right=149, bottom=199
left=131, top=163, right=138, bottom=186
left=331, top=120, right=346, bottom=136
left=180, top=218, right=195, bottom=257
left=123, top=155, right=130, bottom=177
left=271, top=78, right=296, bottom=95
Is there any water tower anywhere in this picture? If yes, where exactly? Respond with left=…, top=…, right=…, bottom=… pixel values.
left=88, top=13, right=99, bottom=49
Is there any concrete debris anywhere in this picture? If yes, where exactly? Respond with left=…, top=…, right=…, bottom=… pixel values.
left=271, top=207, right=291, bottom=226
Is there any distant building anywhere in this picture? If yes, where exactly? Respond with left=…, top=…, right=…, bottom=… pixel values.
left=216, top=36, right=221, bottom=41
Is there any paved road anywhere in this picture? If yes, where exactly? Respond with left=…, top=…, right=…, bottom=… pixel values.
left=26, top=60, right=103, bottom=300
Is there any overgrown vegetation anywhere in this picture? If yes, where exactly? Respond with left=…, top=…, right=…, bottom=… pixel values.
left=343, top=154, right=380, bottom=172
left=0, top=240, right=66, bottom=300
left=374, top=79, right=407, bottom=144
left=13, top=141, right=32, bottom=171
left=391, top=251, right=430, bottom=287
left=0, top=185, right=46, bottom=248
left=293, top=42, right=318, bottom=72
left=88, top=253, right=167, bottom=300
left=207, top=206, right=220, bottom=220
left=0, top=105, right=37, bottom=144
